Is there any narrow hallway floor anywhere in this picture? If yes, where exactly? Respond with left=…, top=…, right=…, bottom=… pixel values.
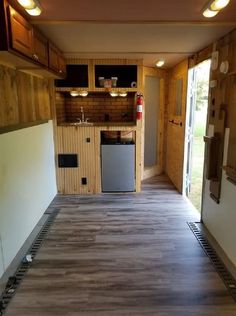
left=5, top=175, right=236, bottom=316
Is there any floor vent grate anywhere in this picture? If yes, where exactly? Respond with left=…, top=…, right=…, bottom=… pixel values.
left=188, top=222, right=236, bottom=302
left=0, top=210, right=59, bottom=315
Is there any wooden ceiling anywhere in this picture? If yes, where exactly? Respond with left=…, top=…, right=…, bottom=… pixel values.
left=29, top=0, right=236, bottom=67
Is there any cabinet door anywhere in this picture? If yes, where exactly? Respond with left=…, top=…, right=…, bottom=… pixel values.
left=48, top=43, right=59, bottom=72
left=49, top=42, right=66, bottom=76
left=58, top=54, right=66, bottom=76
left=32, top=29, right=48, bottom=66
left=8, top=6, right=33, bottom=58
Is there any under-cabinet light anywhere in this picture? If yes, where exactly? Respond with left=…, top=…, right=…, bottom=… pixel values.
left=210, top=0, right=230, bottom=10
left=156, top=60, right=165, bottom=68
left=110, top=91, right=119, bottom=97
left=78, top=91, right=89, bottom=97
left=70, top=90, right=80, bottom=97
left=17, top=0, right=36, bottom=9
left=119, top=92, right=127, bottom=97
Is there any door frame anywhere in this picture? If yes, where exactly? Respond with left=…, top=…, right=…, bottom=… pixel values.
left=142, top=67, right=167, bottom=180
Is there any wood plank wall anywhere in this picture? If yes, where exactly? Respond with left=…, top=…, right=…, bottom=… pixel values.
left=0, top=64, right=51, bottom=130
left=53, top=59, right=143, bottom=194
left=207, top=30, right=236, bottom=187
left=166, top=59, right=188, bottom=193
left=56, top=125, right=139, bottom=194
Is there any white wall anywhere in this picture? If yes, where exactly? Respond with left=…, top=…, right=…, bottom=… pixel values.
left=202, top=128, right=236, bottom=266
left=0, top=121, right=57, bottom=278
left=0, top=236, right=4, bottom=277
left=202, top=174, right=236, bottom=265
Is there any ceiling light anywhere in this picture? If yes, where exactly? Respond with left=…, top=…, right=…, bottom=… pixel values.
left=203, top=8, right=219, bottom=17
left=110, top=91, right=118, bottom=97
left=17, top=0, right=36, bottom=9
left=70, top=90, right=79, bottom=97
left=78, top=91, right=89, bottom=97
left=119, top=92, right=127, bottom=97
left=156, top=60, right=165, bottom=68
left=210, top=0, right=230, bottom=10
left=26, top=5, right=42, bottom=16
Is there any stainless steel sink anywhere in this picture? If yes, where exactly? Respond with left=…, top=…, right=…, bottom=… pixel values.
left=70, top=122, right=93, bottom=126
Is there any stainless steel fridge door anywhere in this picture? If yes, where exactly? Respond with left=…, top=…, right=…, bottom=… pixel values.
left=101, top=144, right=135, bottom=192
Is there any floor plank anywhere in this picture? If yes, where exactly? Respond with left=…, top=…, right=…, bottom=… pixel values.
left=5, top=175, right=236, bottom=316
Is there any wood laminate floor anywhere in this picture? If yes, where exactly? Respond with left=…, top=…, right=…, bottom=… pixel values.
left=5, top=175, right=236, bottom=315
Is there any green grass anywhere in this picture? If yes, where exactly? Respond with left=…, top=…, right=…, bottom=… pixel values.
left=188, top=109, right=206, bottom=212
left=188, top=137, right=205, bottom=212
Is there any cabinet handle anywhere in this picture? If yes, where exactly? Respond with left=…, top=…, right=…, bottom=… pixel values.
left=59, top=70, right=63, bottom=73
left=33, top=54, right=39, bottom=60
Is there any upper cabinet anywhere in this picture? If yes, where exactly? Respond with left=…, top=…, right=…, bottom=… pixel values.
left=94, top=65, right=137, bottom=89
left=32, top=29, right=48, bottom=67
left=55, top=60, right=142, bottom=92
left=8, top=6, right=33, bottom=58
left=0, top=0, right=66, bottom=78
left=49, top=43, right=66, bottom=76
left=55, top=64, right=89, bottom=87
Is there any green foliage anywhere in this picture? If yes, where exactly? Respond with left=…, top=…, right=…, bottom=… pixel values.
left=196, top=79, right=209, bottom=111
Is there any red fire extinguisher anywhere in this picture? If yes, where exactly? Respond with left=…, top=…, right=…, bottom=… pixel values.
left=136, top=93, right=143, bottom=120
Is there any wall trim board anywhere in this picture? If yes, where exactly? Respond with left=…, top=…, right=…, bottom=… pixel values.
left=0, top=120, right=48, bottom=135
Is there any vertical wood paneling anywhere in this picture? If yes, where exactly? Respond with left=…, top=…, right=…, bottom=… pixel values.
left=59, top=126, right=96, bottom=194
left=0, top=65, right=19, bottom=127
left=55, top=126, right=65, bottom=194
left=33, top=77, right=51, bottom=120
left=55, top=125, right=140, bottom=194
left=0, top=64, right=52, bottom=129
left=166, top=59, right=188, bottom=193
left=16, top=71, right=36, bottom=122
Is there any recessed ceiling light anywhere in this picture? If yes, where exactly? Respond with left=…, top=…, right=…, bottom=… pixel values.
left=17, top=0, right=36, bottom=9
left=156, top=60, right=165, bottom=67
left=26, top=5, right=42, bottom=16
left=70, top=90, right=79, bottom=97
left=210, top=0, right=230, bottom=10
left=203, top=8, right=219, bottom=17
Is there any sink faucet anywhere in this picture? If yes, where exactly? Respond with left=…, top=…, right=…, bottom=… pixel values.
left=81, top=107, right=85, bottom=122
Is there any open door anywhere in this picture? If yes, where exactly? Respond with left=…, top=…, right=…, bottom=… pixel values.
left=183, top=60, right=211, bottom=211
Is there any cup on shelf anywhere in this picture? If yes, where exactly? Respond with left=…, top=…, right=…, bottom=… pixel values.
left=98, top=77, right=105, bottom=87
left=111, top=77, right=118, bottom=87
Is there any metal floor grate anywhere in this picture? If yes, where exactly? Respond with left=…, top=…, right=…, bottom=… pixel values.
left=188, top=222, right=236, bottom=302
left=0, top=209, right=59, bottom=315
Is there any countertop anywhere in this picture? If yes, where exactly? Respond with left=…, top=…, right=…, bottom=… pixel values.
left=58, top=122, right=137, bottom=127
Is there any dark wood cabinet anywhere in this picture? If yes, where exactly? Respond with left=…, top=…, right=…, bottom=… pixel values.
left=0, top=0, right=66, bottom=78
left=32, top=29, right=48, bottom=67
left=58, top=53, right=66, bottom=75
left=8, top=6, right=33, bottom=58
left=49, top=43, right=66, bottom=76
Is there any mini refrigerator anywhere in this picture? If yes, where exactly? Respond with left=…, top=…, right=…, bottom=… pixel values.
left=101, top=144, right=135, bottom=192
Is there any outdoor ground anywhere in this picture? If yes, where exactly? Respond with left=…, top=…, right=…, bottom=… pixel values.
left=188, top=108, right=206, bottom=212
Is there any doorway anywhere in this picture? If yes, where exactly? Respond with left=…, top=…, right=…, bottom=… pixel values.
left=183, top=60, right=211, bottom=211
